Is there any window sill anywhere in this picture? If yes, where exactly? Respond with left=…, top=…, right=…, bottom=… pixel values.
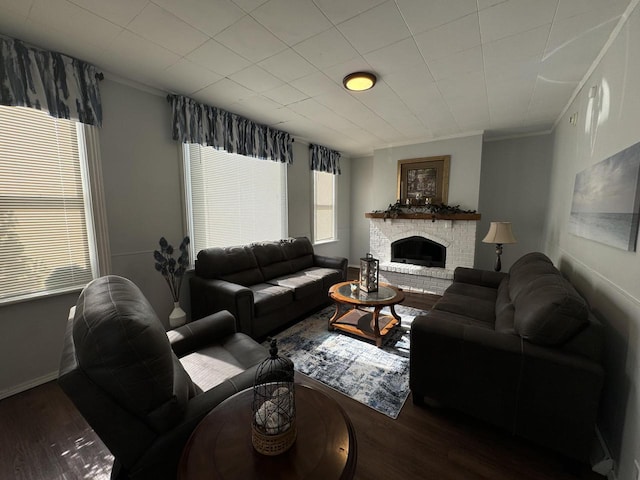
left=313, top=238, right=339, bottom=247
left=0, top=286, right=85, bottom=308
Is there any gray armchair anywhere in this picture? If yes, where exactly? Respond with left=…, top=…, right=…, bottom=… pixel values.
left=58, top=275, right=268, bottom=479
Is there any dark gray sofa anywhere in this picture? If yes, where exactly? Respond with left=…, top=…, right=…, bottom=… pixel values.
left=58, top=275, right=268, bottom=480
left=410, top=252, right=604, bottom=461
left=190, top=237, right=348, bottom=339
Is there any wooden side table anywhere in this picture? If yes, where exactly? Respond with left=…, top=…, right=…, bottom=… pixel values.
left=178, top=384, right=357, bottom=480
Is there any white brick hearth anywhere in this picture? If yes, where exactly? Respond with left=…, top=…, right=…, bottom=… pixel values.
left=369, top=217, right=477, bottom=295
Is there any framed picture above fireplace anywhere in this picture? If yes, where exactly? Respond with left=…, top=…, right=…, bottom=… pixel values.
left=397, top=155, right=450, bottom=205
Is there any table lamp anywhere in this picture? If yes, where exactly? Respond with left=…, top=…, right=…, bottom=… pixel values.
left=482, top=222, right=517, bottom=272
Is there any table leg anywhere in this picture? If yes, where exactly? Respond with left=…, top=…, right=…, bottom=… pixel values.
left=390, top=304, right=402, bottom=327
left=371, top=306, right=383, bottom=347
left=328, top=302, right=341, bottom=331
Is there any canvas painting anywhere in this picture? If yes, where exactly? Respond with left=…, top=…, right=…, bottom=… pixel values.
left=568, top=141, right=640, bottom=251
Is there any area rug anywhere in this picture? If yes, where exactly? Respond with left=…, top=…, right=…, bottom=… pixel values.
left=265, top=304, right=426, bottom=419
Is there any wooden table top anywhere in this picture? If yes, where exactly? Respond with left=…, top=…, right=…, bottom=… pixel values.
left=178, top=383, right=357, bottom=480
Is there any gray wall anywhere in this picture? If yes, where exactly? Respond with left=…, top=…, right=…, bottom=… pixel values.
left=349, top=155, right=374, bottom=266
left=372, top=135, right=483, bottom=210
left=477, top=134, right=553, bottom=271
left=542, top=7, right=640, bottom=480
left=0, top=291, right=76, bottom=398
left=100, top=79, right=185, bottom=325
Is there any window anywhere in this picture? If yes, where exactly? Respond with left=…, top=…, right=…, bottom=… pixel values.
left=0, top=106, right=98, bottom=303
left=183, top=144, right=288, bottom=257
left=313, top=170, right=336, bottom=243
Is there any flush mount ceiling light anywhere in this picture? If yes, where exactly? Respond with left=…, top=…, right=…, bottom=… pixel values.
left=343, top=72, right=377, bottom=92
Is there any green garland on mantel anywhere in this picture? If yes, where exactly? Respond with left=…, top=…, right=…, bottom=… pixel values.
left=373, top=201, right=477, bottom=221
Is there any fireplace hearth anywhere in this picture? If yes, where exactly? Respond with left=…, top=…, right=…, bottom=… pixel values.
left=391, top=236, right=446, bottom=267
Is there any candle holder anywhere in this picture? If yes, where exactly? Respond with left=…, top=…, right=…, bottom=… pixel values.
left=359, top=253, right=379, bottom=293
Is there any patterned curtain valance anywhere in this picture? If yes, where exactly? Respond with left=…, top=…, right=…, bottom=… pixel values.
left=0, top=35, right=102, bottom=127
left=310, top=144, right=341, bottom=175
left=168, top=94, right=294, bottom=165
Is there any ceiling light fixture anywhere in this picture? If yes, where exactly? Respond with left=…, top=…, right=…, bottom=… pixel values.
left=343, top=72, right=377, bottom=92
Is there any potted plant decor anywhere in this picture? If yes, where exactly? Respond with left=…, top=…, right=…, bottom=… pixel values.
left=154, top=236, right=190, bottom=327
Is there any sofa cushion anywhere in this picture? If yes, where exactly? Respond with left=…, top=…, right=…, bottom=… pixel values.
left=560, top=313, right=604, bottom=361
left=280, top=237, right=314, bottom=271
left=509, top=251, right=553, bottom=271
left=301, top=266, right=343, bottom=290
left=513, top=274, right=589, bottom=345
left=267, top=272, right=324, bottom=299
left=249, top=283, right=294, bottom=317
left=508, top=254, right=560, bottom=302
left=433, top=293, right=495, bottom=326
left=445, top=281, right=498, bottom=302
left=174, top=330, right=267, bottom=416
left=251, top=241, right=294, bottom=281
left=180, top=345, right=246, bottom=392
left=196, top=246, right=264, bottom=286
left=418, top=308, right=494, bottom=329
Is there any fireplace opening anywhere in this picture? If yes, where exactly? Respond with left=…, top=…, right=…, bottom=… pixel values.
left=391, top=236, right=446, bottom=267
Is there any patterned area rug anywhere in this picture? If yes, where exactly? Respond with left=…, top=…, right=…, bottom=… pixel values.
left=266, top=304, right=427, bottom=419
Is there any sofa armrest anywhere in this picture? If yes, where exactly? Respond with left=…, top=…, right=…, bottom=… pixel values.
left=190, top=277, right=254, bottom=336
left=516, top=342, right=604, bottom=460
left=453, top=267, right=507, bottom=288
left=313, top=254, right=348, bottom=281
left=133, top=368, right=260, bottom=479
left=410, top=311, right=604, bottom=460
left=411, top=311, right=530, bottom=430
left=167, top=310, right=237, bottom=357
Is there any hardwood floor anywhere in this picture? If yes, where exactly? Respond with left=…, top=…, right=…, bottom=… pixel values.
left=0, top=280, right=603, bottom=480
left=0, top=375, right=603, bottom=480
left=0, top=381, right=113, bottom=480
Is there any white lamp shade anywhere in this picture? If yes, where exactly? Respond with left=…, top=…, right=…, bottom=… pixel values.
left=482, top=222, right=517, bottom=244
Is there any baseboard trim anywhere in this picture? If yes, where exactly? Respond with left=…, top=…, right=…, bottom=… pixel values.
left=0, top=371, right=59, bottom=401
left=591, top=426, right=616, bottom=478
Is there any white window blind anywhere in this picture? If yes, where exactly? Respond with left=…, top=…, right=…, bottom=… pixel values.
left=0, top=105, right=95, bottom=303
left=184, top=144, right=287, bottom=256
left=313, top=170, right=336, bottom=243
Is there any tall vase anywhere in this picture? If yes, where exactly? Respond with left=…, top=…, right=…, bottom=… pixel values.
left=169, top=301, right=186, bottom=328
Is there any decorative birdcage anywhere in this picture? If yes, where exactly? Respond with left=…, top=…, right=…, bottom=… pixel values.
left=251, top=338, right=296, bottom=456
left=359, top=253, right=379, bottom=293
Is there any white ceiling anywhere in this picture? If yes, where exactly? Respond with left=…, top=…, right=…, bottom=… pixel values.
left=0, top=0, right=633, bottom=156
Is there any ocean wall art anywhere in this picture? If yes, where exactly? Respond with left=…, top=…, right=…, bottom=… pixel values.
left=568, top=141, right=640, bottom=251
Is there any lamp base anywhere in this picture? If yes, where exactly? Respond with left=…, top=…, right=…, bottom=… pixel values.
left=494, top=244, right=503, bottom=272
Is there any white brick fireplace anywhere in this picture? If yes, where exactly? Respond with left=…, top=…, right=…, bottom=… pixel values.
left=368, top=217, right=478, bottom=295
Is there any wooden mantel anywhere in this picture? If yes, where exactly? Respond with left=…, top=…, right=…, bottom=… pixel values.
left=365, top=212, right=481, bottom=221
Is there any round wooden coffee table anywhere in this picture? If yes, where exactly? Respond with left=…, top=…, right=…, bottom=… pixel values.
left=328, top=281, right=405, bottom=347
left=178, top=384, right=357, bottom=480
